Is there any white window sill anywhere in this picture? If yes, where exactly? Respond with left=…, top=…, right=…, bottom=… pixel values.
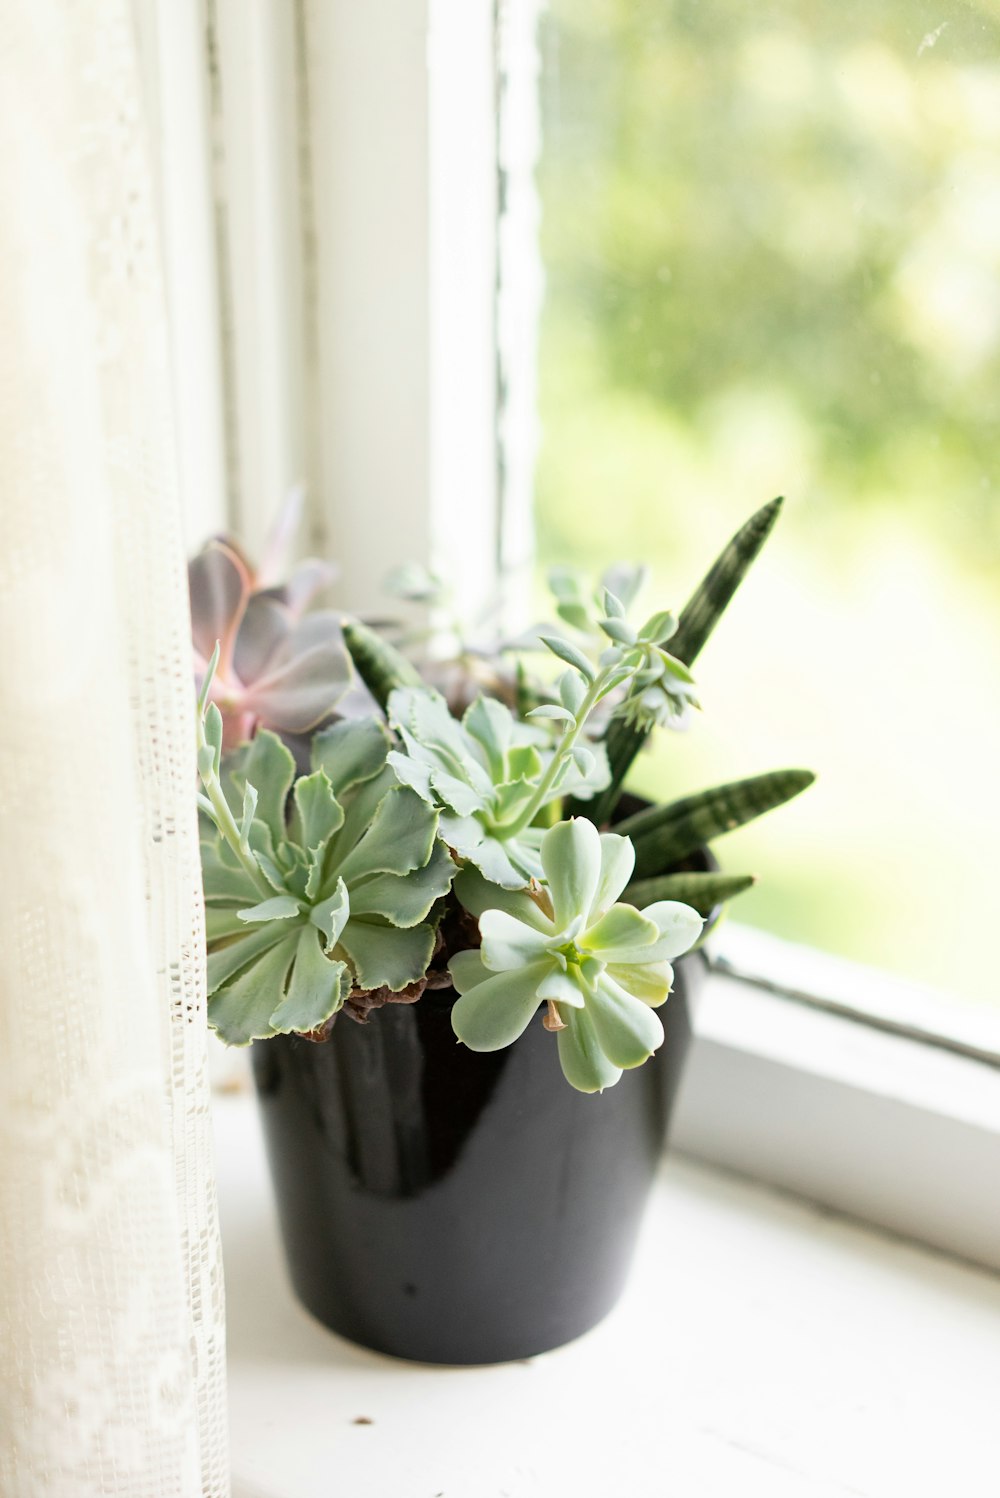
left=672, top=949, right=1000, bottom=1272
left=215, top=1090, right=1000, bottom=1498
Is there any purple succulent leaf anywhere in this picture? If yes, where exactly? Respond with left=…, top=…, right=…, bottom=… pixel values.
left=257, top=557, right=338, bottom=619
left=244, top=612, right=352, bottom=732
left=189, top=540, right=251, bottom=667
left=233, top=593, right=291, bottom=686
left=257, top=486, right=305, bottom=586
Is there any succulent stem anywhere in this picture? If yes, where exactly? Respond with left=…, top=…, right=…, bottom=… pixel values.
left=493, top=661, right=615, bottom=838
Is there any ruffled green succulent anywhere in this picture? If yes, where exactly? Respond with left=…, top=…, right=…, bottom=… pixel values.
left=197, top=668, right=454, bottom=1045
left=448, top=818, right=703, bottom=1093
left=385, top=685, right=610, bottom=889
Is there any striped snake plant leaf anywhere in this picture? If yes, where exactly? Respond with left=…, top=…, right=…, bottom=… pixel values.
left=341, top=616, right=422, bottom=712
left=585, top=497, right=785, bottom=824
left=669, top=496, right=785, bottom=667
left=624, top=870, right=757, bottom=916
left=623, top=767, right=815, bottom=880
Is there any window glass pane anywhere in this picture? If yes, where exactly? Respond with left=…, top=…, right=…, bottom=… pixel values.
left=534, top=0, right=1000, bottom=1007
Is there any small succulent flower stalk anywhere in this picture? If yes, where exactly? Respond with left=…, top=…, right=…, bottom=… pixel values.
left=448, top=819, right=704, bottom=1093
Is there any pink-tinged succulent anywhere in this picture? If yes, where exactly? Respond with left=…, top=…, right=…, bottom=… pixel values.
left=189, top=535, right=352, bottom=751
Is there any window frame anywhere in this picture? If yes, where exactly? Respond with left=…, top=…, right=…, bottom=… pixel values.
left=677, top=933, right=1000, bottom=1273
left=142, top=0, right=1000, bottom=1272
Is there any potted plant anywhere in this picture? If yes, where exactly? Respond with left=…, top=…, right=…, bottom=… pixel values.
left=193, top=498, right=813, bottom=1364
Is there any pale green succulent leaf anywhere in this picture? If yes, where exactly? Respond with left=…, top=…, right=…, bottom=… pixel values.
left=310, top=716, right=392, bottom=797
left=429, top=768, right=483, bottom=817
left=586, top=975, right=665, bottom=1070
left=598, top=617, right=636, bottom=646
left=605, top=958, right=675, bottom=1007
left=441, top=814, right=531, bottom=889
left=309, top=878, right=350, bottom=951
left=324, top=763, right=398, bottom=866
left=526, top=704, right=576, bottom=725
left=291, top=770, right=344, bottom=853
left=479, top=909, right=552, bottom=972
left=538, top=633, right=596, bottom=682
left=338, top=917, right=436, bottom=991
left=657, top=649, right=696, bottom=684
left=199, top=840, right=261, bottom=906
left=348, top=840, right=455, bottom=925
left=451, top=960, right=549, bottom=1051
left=197, top=640, right=222, bottom=714
left=205, top=905, right=249, bottom=942
left=638, top=609, right=677, bottom=645
left=339, top=785, right=438, bottom=882
left=205, top=921, right=291, bottom=996
left=239, top=782, right=258, bottom=845
left=237, top=895, right=302, bottom=924
left=506, top=743, right=543, bottom=781
left=304, top=846, right=326, bottom=901
left=541, top=819, right=602, bottom=929
left=276, top=842, right=310, bottom=898
left=490, top=778, right=536, bottom=825
left=555, top=599, right=593, bottom=632
left=601, top=587, right=626, bottom=620
left=592, top=665, right=634, bottom=704
left=572, top=745, right=596, bottom=779
left=449, top=947, right=490, bottom=994
left=463, top=695, right=514, bottom=781
left=631, top=900, right=704, bottom=961
left=234, top=730, right=296, bottom=844
left=583, top=902, right=660, bottom=954
left=386, top=748, right=435, bottom=802
left=208, top=931, right=299, bottom=1046
left=454, top=865, right=551, bottom=930
left=203, top=702, right=223, bottom=773
left=548, top=740, right=610, bottom=803
left=591, top=834, right=636, bottom=919
left=537, top=966, right=585, bottom=1008
left=389, top=686, right=476, bottom=774
left=254, top=850, right=291, bottom=895
left=558, top=670, right=587, bottom=714
left=556, top=1007, right=623, bottom=1094
left=268, top=928, right=348, bottom=1034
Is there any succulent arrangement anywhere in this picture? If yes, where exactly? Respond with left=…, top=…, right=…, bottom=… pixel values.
left=194, top=499, right=813, bottom=1092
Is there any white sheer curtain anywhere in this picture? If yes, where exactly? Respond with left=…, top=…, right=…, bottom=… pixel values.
left=0, top=3, right=229, bottom=1493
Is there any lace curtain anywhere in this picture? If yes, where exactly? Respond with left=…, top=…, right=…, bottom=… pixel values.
left=0, top=3, right=229, bottom=1493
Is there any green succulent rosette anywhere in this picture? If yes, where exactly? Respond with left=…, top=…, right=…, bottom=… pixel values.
left=449, top=818, right=703, bottom=1093
left=385, top=685, right=609, bottom=889
left=199, top=716, right=454, bottom=1045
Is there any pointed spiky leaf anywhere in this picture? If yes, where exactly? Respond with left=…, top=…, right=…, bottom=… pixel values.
left=625, top=870, right=757, bottom=916
left=581, top=499, right=785, bottom=823
left=623, top=769, right=815, bottom=879
left=670, top=497, right=784, bottom=667
left=341, top=616, right=421, bottom=711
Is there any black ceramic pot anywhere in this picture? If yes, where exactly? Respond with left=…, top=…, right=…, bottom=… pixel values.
left=251, top=944, right=708, bottom=1366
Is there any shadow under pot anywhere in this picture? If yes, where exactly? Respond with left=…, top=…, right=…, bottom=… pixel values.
left=251, top=859, right=715, bottom=1366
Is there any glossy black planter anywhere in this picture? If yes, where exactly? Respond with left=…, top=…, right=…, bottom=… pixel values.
left=251, top=948, right=707, bottom=1365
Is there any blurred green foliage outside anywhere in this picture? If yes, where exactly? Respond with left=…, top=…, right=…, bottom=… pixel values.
left=534, top=0, right=1000, bottom=1005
